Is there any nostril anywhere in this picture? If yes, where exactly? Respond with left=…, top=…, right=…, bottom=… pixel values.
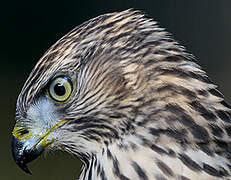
left=19, top=129, right=29, bottom=136
left=13, top=126, right=31, bottom=140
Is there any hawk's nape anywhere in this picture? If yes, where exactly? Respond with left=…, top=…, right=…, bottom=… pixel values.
left=11, top=9, right=231, bottom=180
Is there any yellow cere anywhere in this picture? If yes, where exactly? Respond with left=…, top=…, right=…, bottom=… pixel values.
left=12, top=120, right=68, bottom=147
left=13, top=126, right=33, bottom=140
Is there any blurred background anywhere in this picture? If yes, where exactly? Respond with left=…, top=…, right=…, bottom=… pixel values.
left=1, top=0, right=231, bottom=179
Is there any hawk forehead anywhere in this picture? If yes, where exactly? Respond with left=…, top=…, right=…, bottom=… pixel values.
left=16, top=9, right=160, bottom=115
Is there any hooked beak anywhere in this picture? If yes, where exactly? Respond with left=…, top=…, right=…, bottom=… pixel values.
left=11, top=135, right=44, bottom=174
left=11, top=120, right=67, bottom=174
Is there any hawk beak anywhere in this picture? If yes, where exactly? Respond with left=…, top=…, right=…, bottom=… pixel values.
left=11, top=120, right=67, bottom=174
left=11, top=135, right=44, bottom=174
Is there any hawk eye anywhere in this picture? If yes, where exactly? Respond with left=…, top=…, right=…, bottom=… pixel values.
left=48, top=76, right=73, bottom=102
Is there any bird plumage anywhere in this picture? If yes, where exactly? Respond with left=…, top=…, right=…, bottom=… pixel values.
left=12, top=9, right=231, bottom=179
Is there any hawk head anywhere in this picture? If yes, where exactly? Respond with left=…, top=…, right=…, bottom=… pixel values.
left=12, top=9, right=231, bottom=179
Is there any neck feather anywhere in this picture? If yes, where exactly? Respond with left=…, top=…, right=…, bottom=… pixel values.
left=78, top=129, right=230, bottom=180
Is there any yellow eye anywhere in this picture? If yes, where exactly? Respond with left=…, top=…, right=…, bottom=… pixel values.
left=48, top=76, right=73, bottom=102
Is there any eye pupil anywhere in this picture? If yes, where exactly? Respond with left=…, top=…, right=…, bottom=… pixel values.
left=54, top=83, right=66, bottom=96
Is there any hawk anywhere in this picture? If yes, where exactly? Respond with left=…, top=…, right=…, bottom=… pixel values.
left=11, top=9, right=231, bottom=180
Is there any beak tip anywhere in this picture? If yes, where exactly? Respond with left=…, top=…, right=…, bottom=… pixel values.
left=15, top=160, right=32, bottom=175
left=11, top=135, right=32, bottom=174
left=11, top=132, right=44, bottom=175
left=11, top=135, right=37, bottom=175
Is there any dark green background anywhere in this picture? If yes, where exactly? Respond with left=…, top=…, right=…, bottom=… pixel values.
left=2, top=0, right=231, bottom=179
